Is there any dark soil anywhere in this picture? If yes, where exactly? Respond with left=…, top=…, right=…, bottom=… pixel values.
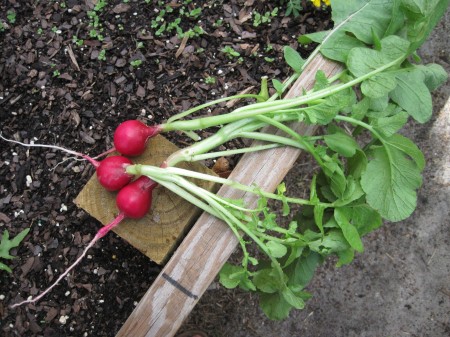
left=0, top=1, right=332, bottom=336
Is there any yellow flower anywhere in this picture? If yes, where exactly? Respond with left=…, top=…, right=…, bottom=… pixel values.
left=311, top=0, right=330, bottom=7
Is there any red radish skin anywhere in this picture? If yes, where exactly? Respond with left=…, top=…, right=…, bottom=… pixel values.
left=11, top=176, right=158, bottom=308
left=116, top=176, right=158, bottom=218
left=113, top=120, right=161, bottom=157
left=95, top=156, right=133, bottom=191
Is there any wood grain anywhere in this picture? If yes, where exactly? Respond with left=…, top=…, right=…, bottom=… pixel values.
left=116, top=54, right=342, bottom=337
left=74, top=135, right=217, bottom=264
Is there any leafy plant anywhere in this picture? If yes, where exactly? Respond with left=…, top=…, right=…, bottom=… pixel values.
left=253, top=8, right=278, bottom=27
left=98, top=49, right=106, bottom=61
left=221, top=45, right=241, bottom=59
left=0, top=228, right=30, bottom=273
left=7, top=10, right=16, bottom=24
left=280, top=0, right=303, bottom=17
left=130, top=59, right=143, bottom=67
left=204, top=76, right=216, bottom=85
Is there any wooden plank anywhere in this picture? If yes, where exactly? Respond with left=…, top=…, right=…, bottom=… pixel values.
left=116, top=54, right=342, bottom=337
left=74, top=135, right=217, bottom=264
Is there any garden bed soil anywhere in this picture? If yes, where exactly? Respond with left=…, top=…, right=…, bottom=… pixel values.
left=1, top=1, right=449, bottom=337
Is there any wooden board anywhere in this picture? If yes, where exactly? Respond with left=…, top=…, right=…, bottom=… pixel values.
left=116, top=54, right=343, bottom=337
left=74, top=135, right=217, bottom=264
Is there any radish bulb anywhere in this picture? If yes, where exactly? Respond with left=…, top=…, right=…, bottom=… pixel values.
left=113, top=120, right=161, bottom=157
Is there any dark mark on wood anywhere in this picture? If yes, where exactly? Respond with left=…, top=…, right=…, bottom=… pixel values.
left=162, top=273, right=199, bottom=299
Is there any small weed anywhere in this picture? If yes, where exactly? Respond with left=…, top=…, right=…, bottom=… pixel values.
left=221, top=46, right=240, bottom=59
left=204, top=76, right=216, bottom=85
left=59, top=1, right=67, bottom=9
left=0, top=21, right=5, bottom=32
left=98, top=49, right=106, bottom=61
left=253, top=8, right=278, bottom=27
left=7, top=10, right=16, bottom=24
left=37, top=27, right=43, bottom=35
left=0, top=228, right=30, bottom=273
left=53, top=69, right=61, bottom=77
left=213, top=18, right=223, bottom=27
left=280, top=0, right=303, bottom=17
left=130, top=59, right=143, bottom=67
left=72, top=36, right=84, bottom=46
left=136, top=42, right=144, bottom=49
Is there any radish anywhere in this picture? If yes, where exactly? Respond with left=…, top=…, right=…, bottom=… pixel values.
left=10, top=176, right=157, bottom=308
left=113, top=120, right=161, bottom=157
left=0, top=134, right=133, bottom=191
left=94, top=155, right=133, bottom=191
left=116, top=176, right=157, bottom=218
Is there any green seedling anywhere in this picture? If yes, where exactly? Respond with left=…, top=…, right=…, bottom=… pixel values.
left=0, top=229, right=30, bottom=273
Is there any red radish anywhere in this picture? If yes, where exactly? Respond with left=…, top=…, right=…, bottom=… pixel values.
left=116, top=176, right=158, bottom=218
left=0, top=134, right=133, bottom=191
left=94, top=155, right=133, bottom=191
left=113, top=120, right=161, bottom=157
left=10, top=176, right=158, bottom=308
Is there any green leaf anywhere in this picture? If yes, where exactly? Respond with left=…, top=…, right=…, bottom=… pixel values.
left=266, top=240, right=288, bottom=258
left=334, top=208, right=364, bottom=252
left=337, top=248, right=355, bottom=267
left=272, top=79, right=284, bottom=96
left=314, top=70, right=329, bottom=91
left=0, top=262, right=12, bottom=273
left=259, top=291, right=292, bottom=320
left=285, top=252, right=321, bottom=288
left=347, top=35, right=410, bottom=78
left=320, top=30, right=366, bottom=63
left=387, top=133, right=425, bottom=170
left=371, top=110, right=409, bottom=138
left=324, top=130, right=360, bottom=158
left=304, top=88, right=355, bottom=125
left=0, top=228, right=30, bottom=261
left=415, top=63, right=448, bottom=91
left=330, top=0, right=395, bottom=45
left=283, top=46, right=305, bottom=73
left=298, top=30, right=328, bottom=45
left=349, top=205, right=383, bottom=236
left=361, top=73, right=397, bottom=98
left=322, top=158, right=347, bottom=198
left=313, top=205, right=326, bottom=235
left=347, top=149, right=368, bottom=180
left=389, top=69, right=432, bottom=123
left=281, top=287, right=305, bottom=310
left=253, top=268, right=281, bottom=293
left=368, top=95, right=389, bottom=112
left=277, top=182, right=290, bottom=216
left=219, top=263, right=242, bottom=289
left=219, top=263, right=255, bottom=290
left=309, top=230, right=351, bottom=255
left=402, top=0, right=450, bottom=52
left=361, top=135, right=424, bottom=221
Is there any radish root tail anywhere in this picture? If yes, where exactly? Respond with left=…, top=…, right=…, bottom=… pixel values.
left=10, top=213, right=126, bottom=308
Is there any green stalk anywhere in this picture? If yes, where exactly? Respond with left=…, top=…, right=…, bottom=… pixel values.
left=188, top=143, right=282, bottom=162
left=167, top=94, right=264, bottom=123
left=128, top=165, right=331, bottom=208
left=254, top=115, right=324, bottom=166
left=161, top=56, right=405, bottom=133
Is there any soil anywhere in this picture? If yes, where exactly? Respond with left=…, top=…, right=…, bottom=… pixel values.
left=0, top=1, right=448, bottom=337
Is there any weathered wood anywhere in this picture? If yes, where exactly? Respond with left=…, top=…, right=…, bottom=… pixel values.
left=74, top=135, right=217, bottom=264
left=116, top=54, right=342, bottom=337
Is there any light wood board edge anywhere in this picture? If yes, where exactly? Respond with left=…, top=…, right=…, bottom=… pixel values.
left=116, top=54, right=343, bottom=337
